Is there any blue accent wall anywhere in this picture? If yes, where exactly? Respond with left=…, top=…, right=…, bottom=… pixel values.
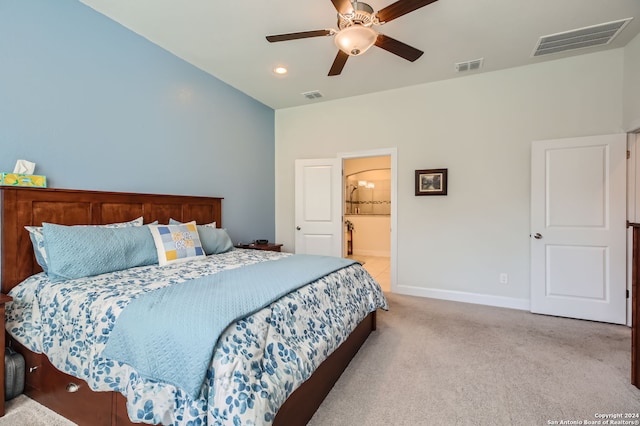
left=0, top=0, right=275, bottom=244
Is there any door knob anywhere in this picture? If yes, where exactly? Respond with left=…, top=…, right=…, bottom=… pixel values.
left=533, top=233, right=543, bottom=239
left=296, top=226, right=301, bottom=231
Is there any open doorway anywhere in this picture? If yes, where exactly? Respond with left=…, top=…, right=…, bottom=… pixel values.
left=340, top=149, right=397, bottom=293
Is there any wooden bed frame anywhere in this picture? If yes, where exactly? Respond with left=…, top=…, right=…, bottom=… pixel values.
left=0, top=187, right=376, bottom=425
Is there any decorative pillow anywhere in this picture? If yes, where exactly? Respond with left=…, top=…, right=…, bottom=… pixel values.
left=43, top=223, right=157, bottom=282
left=168, top=219, right=231, bottom=255
left=25, top=217, right=144, bottom=273
left=148, top=221, right=206, bottom=266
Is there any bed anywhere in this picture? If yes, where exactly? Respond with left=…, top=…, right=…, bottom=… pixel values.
left=0, top=187, right=388, bottom=426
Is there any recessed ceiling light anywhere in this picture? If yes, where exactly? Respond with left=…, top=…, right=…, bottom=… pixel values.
left=273, top=66, right=288, bottom=75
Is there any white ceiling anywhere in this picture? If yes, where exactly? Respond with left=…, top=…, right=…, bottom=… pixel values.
left=79, top=0, right=640, bottom=110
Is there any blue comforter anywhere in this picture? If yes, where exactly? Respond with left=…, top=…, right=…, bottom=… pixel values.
left=102, top=254, right=356, bottom=398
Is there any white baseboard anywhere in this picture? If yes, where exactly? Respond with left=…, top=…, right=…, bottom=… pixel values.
left=395, top=285, right=531, bottom=311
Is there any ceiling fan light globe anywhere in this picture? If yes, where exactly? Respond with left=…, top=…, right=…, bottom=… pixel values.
left=334, top=25, right=377, bottom=56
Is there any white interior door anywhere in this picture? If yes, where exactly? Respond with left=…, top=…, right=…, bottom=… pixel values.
left=531, top=134, right=627, bottom=324
left=294, top=158, right=341, bottom=256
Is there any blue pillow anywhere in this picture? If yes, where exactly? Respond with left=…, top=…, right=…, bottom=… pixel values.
left=198, top=226, right=233, bottom=255
left=43, top=223, right=158, bottom=282
left=24, top=217, right=143, bottom=273
left=168, top=219, right=233, bottom=255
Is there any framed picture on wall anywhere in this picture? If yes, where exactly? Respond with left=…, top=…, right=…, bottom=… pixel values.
left=415, top=168, right=448, bottom=196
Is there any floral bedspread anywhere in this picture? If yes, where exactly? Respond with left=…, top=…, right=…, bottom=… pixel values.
left=6, top=249, right=388, bottom=425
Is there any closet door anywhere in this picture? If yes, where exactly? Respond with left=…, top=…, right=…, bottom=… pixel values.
left=530, top=134, right=627, bottom=324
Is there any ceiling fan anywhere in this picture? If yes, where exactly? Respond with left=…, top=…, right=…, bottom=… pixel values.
left=266, top=0, right=439, bottom=76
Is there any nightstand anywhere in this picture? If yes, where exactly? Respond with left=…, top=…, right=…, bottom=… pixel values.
left=0, top=293, right=13, bottom=416
left=236, top=243, right=283, bottom=252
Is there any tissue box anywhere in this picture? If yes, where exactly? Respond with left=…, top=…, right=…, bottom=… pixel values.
left=0, top=173, right=47, bottom=188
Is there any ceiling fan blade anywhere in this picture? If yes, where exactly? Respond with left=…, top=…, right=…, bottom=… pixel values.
left=331, top=0, right=354, bottom=15
left=266, top=30, right=332, bottom=43
left=375, top=34, right=423, bottom=62
left=376, top=0, right=438, bottom=23
left=328, top=50, right=349, bottom=76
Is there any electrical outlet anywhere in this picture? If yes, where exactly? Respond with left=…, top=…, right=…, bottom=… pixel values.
left=499, top=273, right=508, bottom=284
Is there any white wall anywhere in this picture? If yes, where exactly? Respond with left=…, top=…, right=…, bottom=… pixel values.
left=624, top=32, right=640, bottom=131
left=275, top=49, right=624, bottom=308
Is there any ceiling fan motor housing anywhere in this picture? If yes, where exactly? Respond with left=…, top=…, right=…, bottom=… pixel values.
left=337, top=1, right=377, bottom=29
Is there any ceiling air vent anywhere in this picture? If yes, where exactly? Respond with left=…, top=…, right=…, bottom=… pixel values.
left=532, top=18, right=632, bottom=57
left=301, top=90, right=323, bottom=100
left=455, top=58, right=483, bottom=73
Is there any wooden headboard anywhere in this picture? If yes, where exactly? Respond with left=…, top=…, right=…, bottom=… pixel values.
left=0, top=187, right=223, bottom=294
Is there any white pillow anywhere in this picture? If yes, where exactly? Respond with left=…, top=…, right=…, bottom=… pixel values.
left=169, top=218, right=216, bottom=228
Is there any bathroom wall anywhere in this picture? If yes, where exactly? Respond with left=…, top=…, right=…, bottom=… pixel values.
left=345, top=169, right=391, bottom=215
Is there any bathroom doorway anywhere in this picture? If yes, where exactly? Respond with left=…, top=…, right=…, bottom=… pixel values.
left=341, top=149, right=396, bottom=293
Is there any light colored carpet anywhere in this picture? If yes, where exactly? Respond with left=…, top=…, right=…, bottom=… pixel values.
left=309, top=293, right=640, bottom=425
left=2, top=293, right=638, bottom=425
left=0, top=394, right=75, bottom=425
